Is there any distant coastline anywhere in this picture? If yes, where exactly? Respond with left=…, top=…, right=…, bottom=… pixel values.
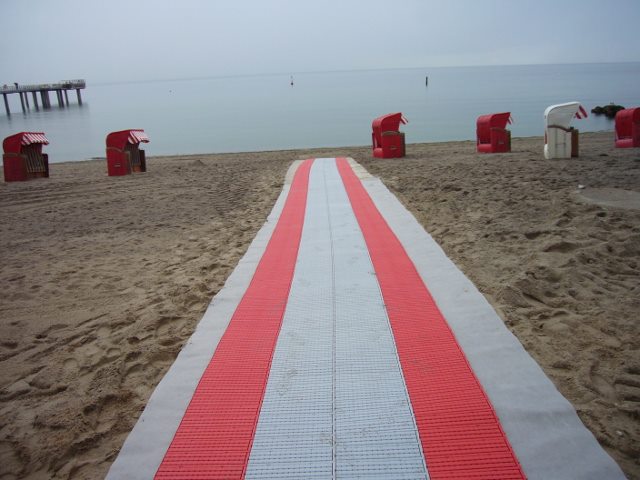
left=87, top=61, right=640, bottom=87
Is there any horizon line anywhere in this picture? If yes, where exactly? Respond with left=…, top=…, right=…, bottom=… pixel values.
left=81, top=60, right=640, bottom=87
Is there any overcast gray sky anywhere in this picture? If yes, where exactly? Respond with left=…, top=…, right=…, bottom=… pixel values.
left=2, top=0, right=639, bottom=83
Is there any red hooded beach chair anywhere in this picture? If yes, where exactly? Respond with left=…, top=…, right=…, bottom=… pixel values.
left=615, top=107, right=640, bottom=148
left=371, top=113, right=407, bottom=158
left=476, top=112, right=512, bottom=153
left=106, top=129, right=150, bottom=176
left=2, top=132, right=50, bottom=182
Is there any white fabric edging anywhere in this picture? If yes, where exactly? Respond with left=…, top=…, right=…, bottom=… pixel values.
left=106, top=160, right=303, bottom=480
left=350, top=158, right=626, bottom=480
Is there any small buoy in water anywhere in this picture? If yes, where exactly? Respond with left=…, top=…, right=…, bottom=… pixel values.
left=290, top=75, right=294, bottom=86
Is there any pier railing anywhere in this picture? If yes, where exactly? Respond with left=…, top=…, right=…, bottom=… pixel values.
left=1, top=79, right=85, bottom=94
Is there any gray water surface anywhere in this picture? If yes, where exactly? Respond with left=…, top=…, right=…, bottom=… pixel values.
left=1, top=63, right=638, bottom=162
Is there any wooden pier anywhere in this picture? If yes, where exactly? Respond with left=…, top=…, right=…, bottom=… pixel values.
left=1, top=79, right=85, bottom=115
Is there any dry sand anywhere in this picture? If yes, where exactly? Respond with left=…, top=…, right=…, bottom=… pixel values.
left=0, top=132, right=638, bottom=479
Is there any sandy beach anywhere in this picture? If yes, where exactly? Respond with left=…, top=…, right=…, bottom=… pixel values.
left=0, top=131, right=638, bottom=479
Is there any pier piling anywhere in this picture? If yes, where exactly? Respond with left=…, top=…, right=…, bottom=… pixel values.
left=32, top=91, right=39, bottom=109
left=3, top=94, right=9, bottom=115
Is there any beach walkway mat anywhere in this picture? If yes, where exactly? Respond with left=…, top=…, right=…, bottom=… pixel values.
left=107, top=158, right=625, bottom=479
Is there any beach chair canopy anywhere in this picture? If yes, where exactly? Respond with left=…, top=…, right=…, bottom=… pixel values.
left=615, top=107, right=640, bottom=142
left=544, top=102, right=587, bottom=129
left=106, top=129, right=150, bottom=151
left=476, top=112, right=512, bottom=143
left=372, top=113, right=407, bottom=138
left=3, top=132, right=49, bottom=155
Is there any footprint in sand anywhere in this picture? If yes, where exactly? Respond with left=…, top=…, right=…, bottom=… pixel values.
left=542, top=240, right=580, bottom=253
left=589, top=362, right=617, bottom=400
left=124, top=363, right=144, bottom=380
left=105, top=348, right=121, bottom=360
left=614, top=364, right=640, bottom=403
left=524, top=230, right=546, bottom=240
left=543, top=313, right=571, bottom=334
left=73, top=343, right=102, bottom=368
left=158, top=337, right=182, bottom=347
left=63, top=358, right=79, bottom=373
left=96, top=325, right=110, bottom=339
left=154, top=315, right=182, bottom=337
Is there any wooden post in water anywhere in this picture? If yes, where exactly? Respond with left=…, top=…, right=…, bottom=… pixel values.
left=24, top=92, right=30, bottom=109
left=56, top=90, right=64, bottom=107
left=76, top=89, right=82, bottom=104
left=19, top=92, right=26, bottom=113
left=32, top=91, right=39, bottom=110
left=3, top=94, right=9, bottom=115
left=42, top=91, right=50, bottom=109
left=64, top=90, right=69, bottom=105
left=425, top=76, right=428, bottom=86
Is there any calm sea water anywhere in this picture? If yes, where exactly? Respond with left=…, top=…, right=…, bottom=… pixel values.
left=2, top=63, right=639, bottom=162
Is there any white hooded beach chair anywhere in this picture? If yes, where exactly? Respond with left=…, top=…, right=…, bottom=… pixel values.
left=544, top=102, right=587, bottom=159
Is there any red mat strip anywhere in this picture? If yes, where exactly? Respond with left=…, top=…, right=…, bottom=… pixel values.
left=154, top=159, right=313, bottom=479
left=336, top=158, right=526, bottom=480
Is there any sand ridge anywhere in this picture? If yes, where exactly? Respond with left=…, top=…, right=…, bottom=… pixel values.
left=0, top=133, right=639, bottom=479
